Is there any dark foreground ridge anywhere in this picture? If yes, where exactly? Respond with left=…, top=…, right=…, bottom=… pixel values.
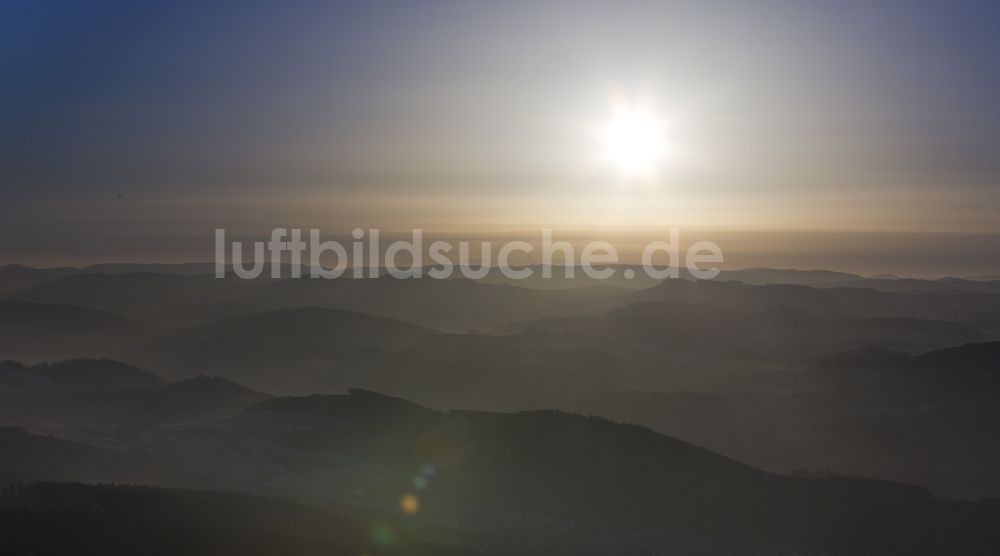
left=237, top=389, right=1000, bottom=556
left=0, top=482, right=482, bottom=556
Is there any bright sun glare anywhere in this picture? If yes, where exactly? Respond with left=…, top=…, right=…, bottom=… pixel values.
left=602, top=109, right=666, bottom=176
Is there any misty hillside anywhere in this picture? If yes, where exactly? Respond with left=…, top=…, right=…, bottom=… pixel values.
left=0, top=359, right=269, bottom=447
left=715, top=267, right=863, bottom=285
left=11, top=268, right=1000, bottom=333
left=508, top=301, right=988, bottom=353
left=12, top=272, right=600, bottom=330
left=832, top=277, right=1000, bottom=294
left=10, top=267, right=998, bottom=331
left=914, top=340, right=1000, bottom=375
left=14, top=273, right=265, bottom=325
left=121, top=307, right=623, bottom=407
left=0, top=301, right=155, bottom=362
left=0, top=265, right=80, bottom=297
left=573, top=340, right=1000, bottom=498
left=4, top=267, right=1000, bottom=551
left=0, top=263, right=866, bottom=296
left=121, top=307, right=437, bottom=393
left=0, top=427, right=177, bottom=485
left=625, top=278, right=1000, bottom=322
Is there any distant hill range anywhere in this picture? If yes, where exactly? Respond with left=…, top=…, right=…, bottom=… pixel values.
left=3, top=273, right=998, bottom=401
left=4, top=262, right=999, bottom=299
left=122, top=306, right=625, bottom=406
left=6, top=267, right=1000, bottom=332
left=3, top=262, right=1000, bottom=509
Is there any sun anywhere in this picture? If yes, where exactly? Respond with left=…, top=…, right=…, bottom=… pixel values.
left=602, top=108, right=666, bottom=177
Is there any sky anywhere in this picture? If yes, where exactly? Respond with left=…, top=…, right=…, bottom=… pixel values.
left=2, top=0, right=1000, bottom=275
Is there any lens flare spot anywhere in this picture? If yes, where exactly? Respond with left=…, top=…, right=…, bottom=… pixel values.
left=399, top=493, right=420, bottom=514
left=371, top=525, right=395, bottom=547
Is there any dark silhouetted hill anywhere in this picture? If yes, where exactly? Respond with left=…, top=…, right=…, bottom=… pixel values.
left=0, top=482, right=480, bottom=556
left=0, top=358, right=164, bottom=390
left=914, top=340, right=1000, bottom=376
left=576, top=340, right=1000, bottom=499
left=221, top=390, right=1000, bottom=555
left=0, top=428, right=176, bottom=485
